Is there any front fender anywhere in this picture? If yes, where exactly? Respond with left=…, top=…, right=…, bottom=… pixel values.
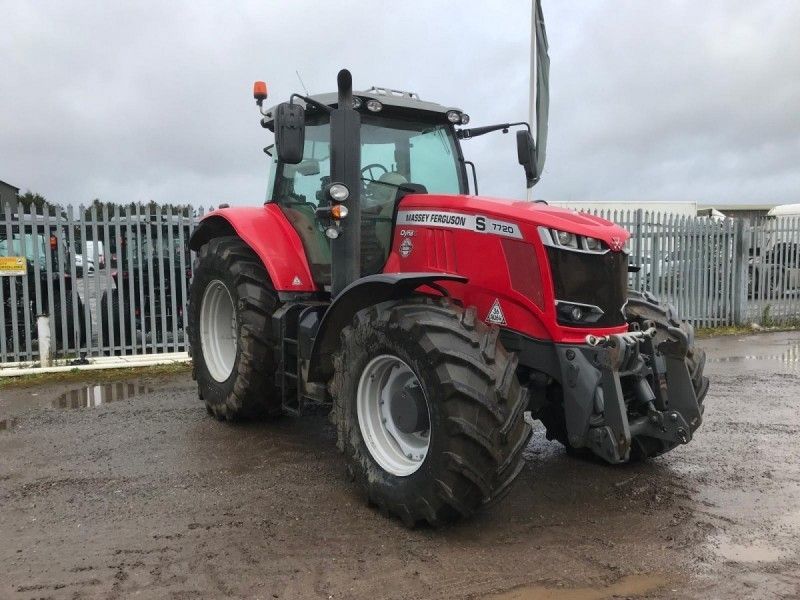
left=189, top=205, right=317, bottom=292
left=308, top=272, right=468, bottom=382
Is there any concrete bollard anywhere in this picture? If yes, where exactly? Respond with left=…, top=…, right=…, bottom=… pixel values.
left=37, top=314, right=52, bottom=367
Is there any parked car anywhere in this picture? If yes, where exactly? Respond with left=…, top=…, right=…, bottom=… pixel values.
left=749, top=204, right=800, bottom=298
left=100, top=221, right=191, bottom=347
left=84, top=240, right=106, bottom=270
left=74, top=253, right=95, bottom=275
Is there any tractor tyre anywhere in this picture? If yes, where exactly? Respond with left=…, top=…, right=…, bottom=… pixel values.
left=624, top=290, right=709, bottom=460
left=330, top=297, right=532, bottom=527
left=188, top=236, right=281, bottom=420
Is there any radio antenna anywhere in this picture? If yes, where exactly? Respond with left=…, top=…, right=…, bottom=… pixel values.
left=295, top=70, right=309, bottom=95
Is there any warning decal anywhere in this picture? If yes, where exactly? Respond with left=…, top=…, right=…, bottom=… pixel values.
left=486, top=299, right=507, bottom=325
left=0, top=256, right=26, bottom=277
left=395, top=210, right=522, bottom=239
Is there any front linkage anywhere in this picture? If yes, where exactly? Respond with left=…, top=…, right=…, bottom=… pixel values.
left=557, top=322, right=703, bottom=464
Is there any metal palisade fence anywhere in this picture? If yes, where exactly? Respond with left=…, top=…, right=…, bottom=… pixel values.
left=1, top=202, right=799, bottom=365
left=592, top=209, right=800, bottom=328
left=0, top=202, right=207, bottom=364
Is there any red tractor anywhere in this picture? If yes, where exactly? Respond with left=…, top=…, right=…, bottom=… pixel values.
left=188, top=26, right=707, bottom=525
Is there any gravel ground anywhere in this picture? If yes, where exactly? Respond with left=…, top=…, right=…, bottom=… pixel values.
left=1, top=331, right=799, bottom=599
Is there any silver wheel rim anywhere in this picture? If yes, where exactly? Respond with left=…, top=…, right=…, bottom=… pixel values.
left=200, top=279, right=237, bottom=382
left=357, top=354, right=431, bottom=477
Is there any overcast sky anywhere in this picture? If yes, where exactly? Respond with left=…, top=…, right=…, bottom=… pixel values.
left=2, top=0, right=799, bottom=207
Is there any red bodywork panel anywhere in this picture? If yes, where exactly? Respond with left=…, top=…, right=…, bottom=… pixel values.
left=383, top=194, right=631, bottom=344
left=202, top=205, right=317, bottom=292
left=206, top=195, right=631, bottom=344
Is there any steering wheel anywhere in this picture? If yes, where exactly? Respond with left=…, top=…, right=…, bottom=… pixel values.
left=361, top=163, right=389, bottom=181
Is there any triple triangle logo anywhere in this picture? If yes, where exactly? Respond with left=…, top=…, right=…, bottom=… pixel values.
left=486, top=298, right=506, bottom=325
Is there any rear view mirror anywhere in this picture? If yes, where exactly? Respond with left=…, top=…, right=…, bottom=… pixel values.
left=516, top=130, right=539, bottom=188
left=274, top=102, right=306, bottom=164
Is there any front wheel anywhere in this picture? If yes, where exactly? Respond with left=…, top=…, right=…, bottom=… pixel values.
left=625, top=291, right=709, bottom=459
left=330, top=298, right=531, bottom=527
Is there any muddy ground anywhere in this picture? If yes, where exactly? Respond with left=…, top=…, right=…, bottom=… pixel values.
left=1, top=332, right=799, bottom=599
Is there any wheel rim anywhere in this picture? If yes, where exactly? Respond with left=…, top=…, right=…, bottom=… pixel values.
left=357, top=354, right=431, bottom=477
left=200, top=279, right=237, bottom=382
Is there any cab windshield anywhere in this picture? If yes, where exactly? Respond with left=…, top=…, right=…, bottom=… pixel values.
left=269, top=114, right=465, bottom=207
left=267, top=114, right=465, bottom=286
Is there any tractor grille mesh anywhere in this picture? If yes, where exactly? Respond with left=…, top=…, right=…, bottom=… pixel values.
left=546, top=248, right=628, bottom=327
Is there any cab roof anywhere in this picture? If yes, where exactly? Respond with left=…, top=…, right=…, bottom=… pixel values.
left=262, top=86, right=463, bottom=131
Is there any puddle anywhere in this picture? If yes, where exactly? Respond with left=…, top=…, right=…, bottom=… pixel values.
left=0, top=417, right=18, bottom=431
left=707, top=338, right=800, bottom=371
left=53, top=382, right=151, bottom=409
left=711, top=534, right=786, bottom=563
left=486, top=574, right=669, bottom=600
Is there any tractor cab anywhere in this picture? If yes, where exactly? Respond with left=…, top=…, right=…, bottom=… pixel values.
left=262, top=88, right=471, bottom=288
left=257, top=76, right=545, bottom=295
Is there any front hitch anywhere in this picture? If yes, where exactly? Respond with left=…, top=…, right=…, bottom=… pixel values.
left=584, top=328, right=657, bottom=463
left=559, top=324, right=702, bottom=464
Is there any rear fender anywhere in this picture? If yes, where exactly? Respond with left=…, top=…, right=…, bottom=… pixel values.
left=307, top=272, right=468, bottom=382
left=188, top=205, right=317, bottom=292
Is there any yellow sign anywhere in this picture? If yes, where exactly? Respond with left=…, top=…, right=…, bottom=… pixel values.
left=0, top=256, right=27, bottom=276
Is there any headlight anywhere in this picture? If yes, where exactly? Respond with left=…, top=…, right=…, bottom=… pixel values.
left=352, top=96, right=363, bottom=109
left=539, top=226, right=610, bottom=254
left=555, top=229, right=578, bottom=249
left=366, top=99, right=383, bottom=112
left=584, top=236, right=603, bottom=252
left=446, top=110, right=461, bottom=124
left=328, top=183, right=350, bottom=202
left=555, top=300, right=604, bottom=325
left=460, top=113, right=470, bottom=124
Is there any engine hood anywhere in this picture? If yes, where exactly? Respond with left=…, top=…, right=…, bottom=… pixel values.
left=397, top=194, right=630, bottom=249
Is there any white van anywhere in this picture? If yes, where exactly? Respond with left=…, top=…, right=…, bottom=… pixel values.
left=84, top=241, right=106, bottom=270
left=766, top=203, right=800, bottom=219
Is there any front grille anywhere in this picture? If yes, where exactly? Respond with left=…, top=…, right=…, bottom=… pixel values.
left=546, top=247, right=628, bottom=327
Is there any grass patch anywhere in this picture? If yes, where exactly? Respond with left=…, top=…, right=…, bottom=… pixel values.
left=0, top=362, right=191, bottom=390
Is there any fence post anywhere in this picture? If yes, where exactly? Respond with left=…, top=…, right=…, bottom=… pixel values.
left=634, top=208, right=643, bottom=290
left=732, top=218, right=749, bottom=325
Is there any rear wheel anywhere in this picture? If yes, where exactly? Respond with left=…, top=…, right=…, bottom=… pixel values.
left=188, top=236, right=281, bottom=420
left=330, top=297, right=531, bottom=527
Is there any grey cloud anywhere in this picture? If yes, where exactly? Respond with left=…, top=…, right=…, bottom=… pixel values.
left=1, top=0, right=798, bottom=207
